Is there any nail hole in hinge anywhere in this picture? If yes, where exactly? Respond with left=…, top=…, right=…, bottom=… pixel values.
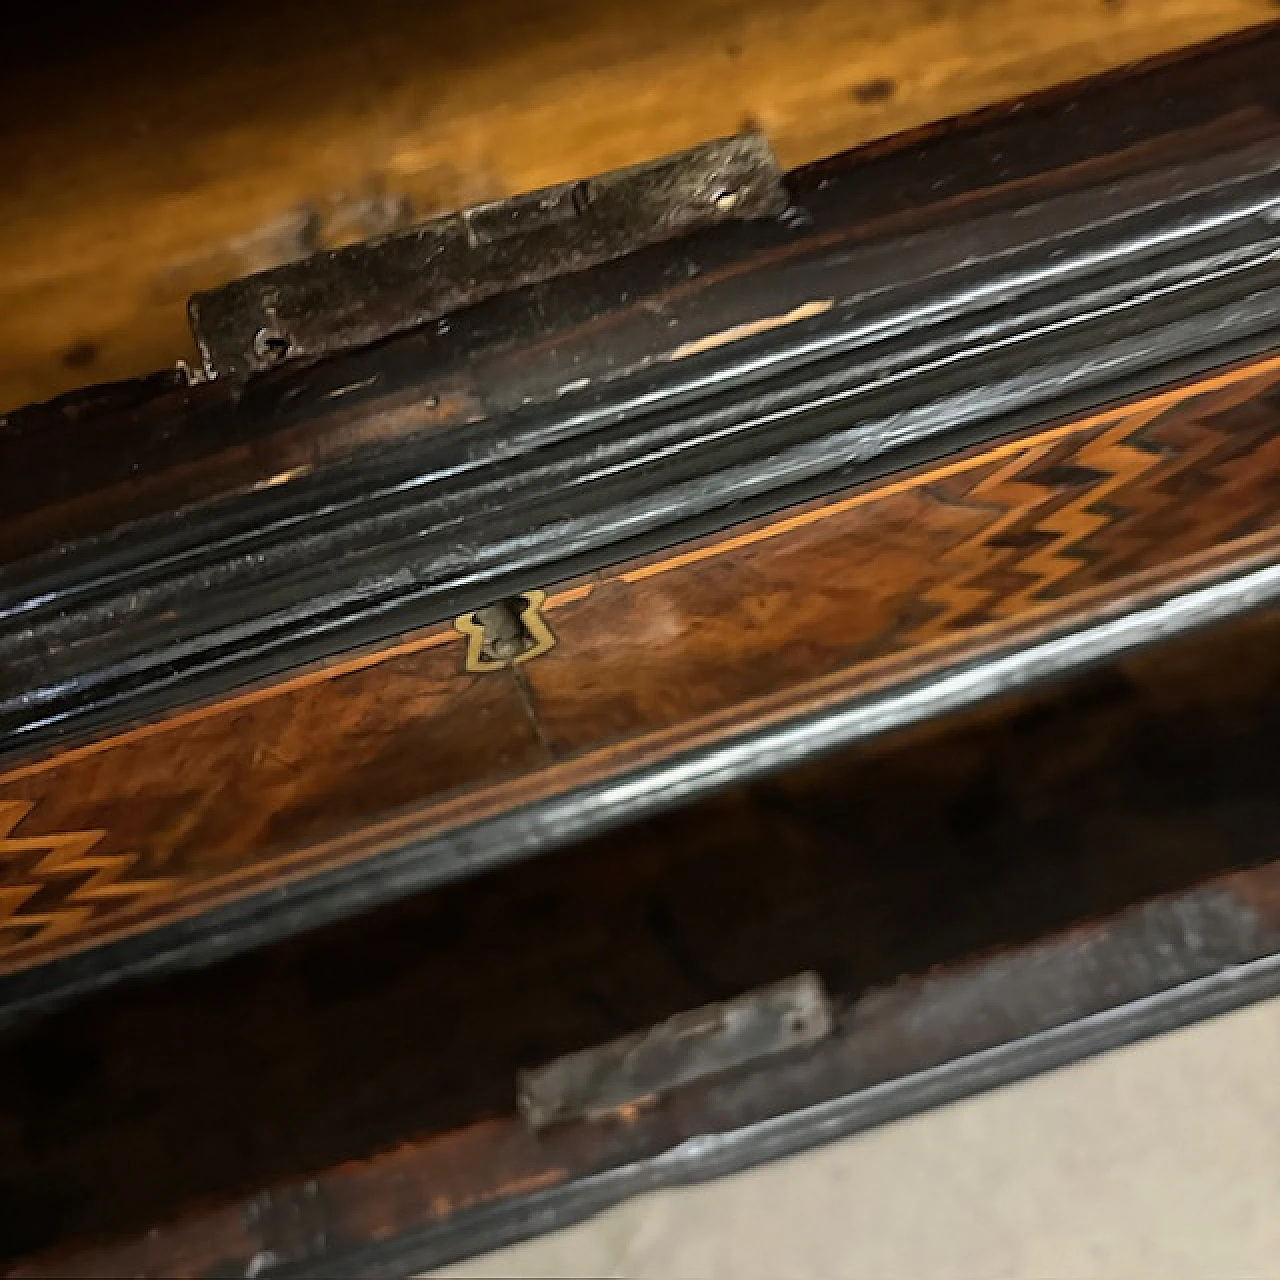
left=252, top=325, right=294, bottom=366
left=456, top=590, right=556, bottom=672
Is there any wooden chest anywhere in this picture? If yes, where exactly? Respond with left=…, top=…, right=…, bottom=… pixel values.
left=3, top=9, right=1280, bottom=1275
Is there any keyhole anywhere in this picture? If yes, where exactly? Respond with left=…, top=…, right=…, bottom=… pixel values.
left=474, top=596, right=534, bottom=663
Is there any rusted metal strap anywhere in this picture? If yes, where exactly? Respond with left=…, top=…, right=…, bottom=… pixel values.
left=188, top=134, right=787, bottom=378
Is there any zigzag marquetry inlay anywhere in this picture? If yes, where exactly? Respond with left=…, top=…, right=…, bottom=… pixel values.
left=0, top=800, right=174, bottom=946
left=915, top=375, right=1280, bottom=636
left=3, top=356, right=1280, bottom=975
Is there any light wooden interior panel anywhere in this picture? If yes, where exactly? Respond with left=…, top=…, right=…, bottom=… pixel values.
left=0, top=0, right=1274, bottom=412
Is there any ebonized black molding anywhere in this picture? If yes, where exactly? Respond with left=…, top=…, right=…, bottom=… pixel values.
left=3, top=24, right=1280, bottom=754
left=4, top=562, right=1280, bottom=1030
left=7, top=590, right=1280, bottom=1264
left=285, top=951, right=1280, bottom=1279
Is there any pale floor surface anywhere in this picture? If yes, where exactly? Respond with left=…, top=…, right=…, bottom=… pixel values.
left=437, top=996, right=1280, bottom=1279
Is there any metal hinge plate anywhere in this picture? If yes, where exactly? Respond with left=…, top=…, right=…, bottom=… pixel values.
left=518, top=972, right=833, bottom=1130
left=188, top=133, right=787, bottom=380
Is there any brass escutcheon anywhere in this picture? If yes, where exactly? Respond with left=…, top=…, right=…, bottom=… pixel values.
left=456, top=590, right=555, bottom=673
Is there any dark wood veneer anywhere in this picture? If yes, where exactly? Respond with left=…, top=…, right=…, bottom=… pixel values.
left=4, top=604, right=1280, bottom=1271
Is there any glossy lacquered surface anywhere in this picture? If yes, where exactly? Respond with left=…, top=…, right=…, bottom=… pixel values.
left=6, top=25, right=1280, bottom=749
left=4, top=351, right=1280, bottom=1020
left=5, top=603, right=1280, bottom=1275
left=7, top=27, right=1280, bottom=1272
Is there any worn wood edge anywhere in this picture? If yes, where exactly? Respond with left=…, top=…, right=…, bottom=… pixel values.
left=12, top=860, right=1279, bottom=1279
left=340, top=954, right=1280, bottom=1280
left=181, top=18, right=1280, bottom=380
left=188, top=133, right=788, bottom=378
left=10, top=23, right=1280, bottom=751
left=9, top=332, right=1280, bottom=783
left=11, top=15, right=1280, bottom=430
left=4, top=2, right=1278, bottom=411
left=9, top=207, right=1280, bottom=749
left=5, top=338, right=1280, bottom=1007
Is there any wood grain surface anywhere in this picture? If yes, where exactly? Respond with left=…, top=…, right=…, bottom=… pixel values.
left=524, top=353, right=1280, bottom=750
left=1, top=0, right=1276, bottom=411
left=5, top=600, right=1280, bottom=1271
left=4, top=350, right=1280, bottom=979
